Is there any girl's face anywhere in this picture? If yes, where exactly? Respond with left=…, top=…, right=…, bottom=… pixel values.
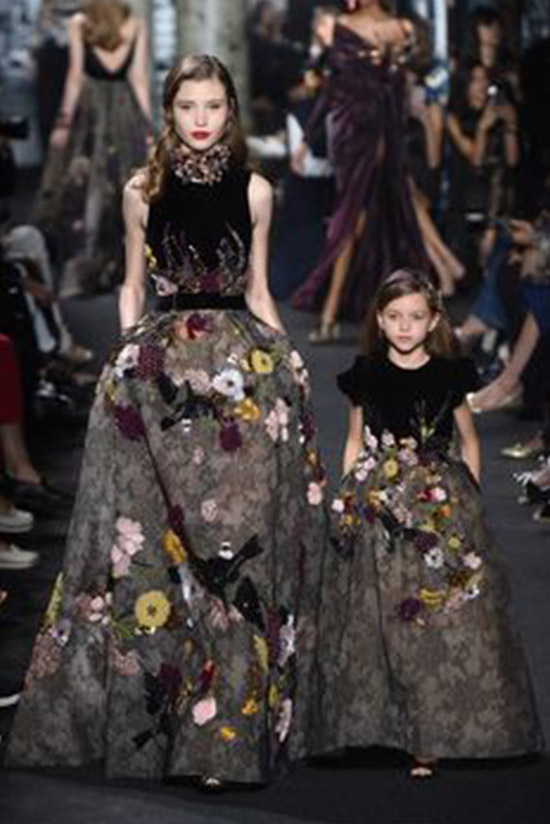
left=377, top=292, right=438, bottom=356
left=172, top=78, right=230, bottom=153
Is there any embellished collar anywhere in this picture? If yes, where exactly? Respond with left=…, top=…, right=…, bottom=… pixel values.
left=171, top=143, right=232, bottom=186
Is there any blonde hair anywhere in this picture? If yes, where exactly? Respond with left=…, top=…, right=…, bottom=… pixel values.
left=83, top=0, right=130, bottom=52
left=363, top=268, right=459, bottom=359
left=142, top=54, right=248, bottom=202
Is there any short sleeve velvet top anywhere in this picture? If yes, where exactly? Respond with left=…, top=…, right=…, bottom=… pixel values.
left=338, top=355, right=479, bottom=449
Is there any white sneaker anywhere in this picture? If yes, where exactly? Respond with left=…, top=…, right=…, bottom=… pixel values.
left=0, top=507, right=34, bottom=534
left=0, top=544, right=39, bottom=570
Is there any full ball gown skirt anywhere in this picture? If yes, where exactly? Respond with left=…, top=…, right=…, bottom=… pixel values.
left=7, top=309, right=326, bottom=781
left=7, top=161, right=327, bottom=783
left=314, top=357, right=542, bottom=759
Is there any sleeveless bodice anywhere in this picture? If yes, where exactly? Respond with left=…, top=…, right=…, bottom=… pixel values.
left=84, top=37, right=136, bottom=81
left=145, top=166, right=252, bottom=301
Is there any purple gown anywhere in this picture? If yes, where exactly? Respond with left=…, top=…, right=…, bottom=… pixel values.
left=292, top=22, right=429, bottom=321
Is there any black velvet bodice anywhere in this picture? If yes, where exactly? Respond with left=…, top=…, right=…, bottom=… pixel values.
left=84, top=38, right=136, bottom=81
left=145, top=167, right=252, bottom=300
left=338, top=355, right=479, bottom=449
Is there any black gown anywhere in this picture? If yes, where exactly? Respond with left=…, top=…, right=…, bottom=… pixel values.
left=316, top=354, right=542, bottom=759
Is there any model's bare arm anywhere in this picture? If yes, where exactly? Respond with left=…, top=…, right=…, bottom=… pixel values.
left=246, top=173, right=285, bottom=333
left=128, top=18, right=152, bottom=124
left=119, top=176, right=149, bottom=331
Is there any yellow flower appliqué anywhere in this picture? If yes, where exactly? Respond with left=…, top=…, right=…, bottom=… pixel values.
left=249, top=348, right=274, bottom=374
left=235, top=398, right=262, bottom=421
left=253, top=635, right=269, bottom=673
left=163, top=530, right=187, bottom=564
left=220, top=726, right=238, bottom=743
left=383, top=458, right=400, bottom=480
left=242, top=697, right=260, bottom=716
left=135, top=590, right=171, bottom=630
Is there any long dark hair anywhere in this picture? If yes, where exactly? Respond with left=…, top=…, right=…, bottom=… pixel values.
left=362, top=268, right=459, bottom=358
left=143, top=54, right=248, bottom=202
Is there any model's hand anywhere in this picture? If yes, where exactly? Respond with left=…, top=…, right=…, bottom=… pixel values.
left=291, top=141, right=308, bottom=175
left=50, top=125, right=70, bottom=148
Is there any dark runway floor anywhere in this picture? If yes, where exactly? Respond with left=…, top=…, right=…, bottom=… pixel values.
left=1, top=296, right=549, bottom=824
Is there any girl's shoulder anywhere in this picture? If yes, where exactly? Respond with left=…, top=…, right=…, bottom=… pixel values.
left=429, top=355, right=480, bottom=403
left=337, top=354, right=384, bottom=406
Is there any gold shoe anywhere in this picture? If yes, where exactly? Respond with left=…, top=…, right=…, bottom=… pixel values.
left=466, top=388, right=522, bottom=415
left=501, top=442, right=544, bottom=460
left=308, top=322, right=341, bottom=345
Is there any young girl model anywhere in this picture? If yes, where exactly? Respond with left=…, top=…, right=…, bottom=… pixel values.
left=7, top=55, right=326, bottom=787
left=319, top=268, right=541, bottom=776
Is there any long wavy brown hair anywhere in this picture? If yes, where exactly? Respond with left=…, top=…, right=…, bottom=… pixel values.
left=362, top=268, right=459, bottom=359
left=142, top=54, right=248, bottom=203
left=83, top=0, right=130, bottom=52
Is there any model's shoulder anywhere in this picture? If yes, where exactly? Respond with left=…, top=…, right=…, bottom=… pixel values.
left=124, top=171, right=148, bottom=198
left=248, top=172, right=273, bottom=203
left=123, top=173, right=149, bottom=220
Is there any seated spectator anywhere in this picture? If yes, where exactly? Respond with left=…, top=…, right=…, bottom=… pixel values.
left=2, top=223, right=93, bottom=367
left=467, top=212, right=550, bottom=416
left=405, top=68, right=465, bottom=296
left=0, top=333, right=68, bottom=513
left=447, top=62, right=519, bottom=277
left=467, top=5, right=520, bottom=104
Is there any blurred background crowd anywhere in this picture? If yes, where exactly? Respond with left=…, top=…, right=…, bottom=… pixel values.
left=0, top=0, right=549, bottom=707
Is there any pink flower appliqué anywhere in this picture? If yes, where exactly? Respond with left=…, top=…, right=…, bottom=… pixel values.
left=111, top=517, right=145, bottom=579
left=192, top=696, right=218, bottom=726
left=307, top=482, right=324, bottom=506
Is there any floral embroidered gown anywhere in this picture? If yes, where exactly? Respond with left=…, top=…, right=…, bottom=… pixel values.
left=7, top=154, right=327, bottom=783
left=318, top=354, right=542, bottom=759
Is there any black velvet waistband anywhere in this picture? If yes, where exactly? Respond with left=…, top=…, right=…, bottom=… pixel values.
left=156, top=293, right=247, bottom=312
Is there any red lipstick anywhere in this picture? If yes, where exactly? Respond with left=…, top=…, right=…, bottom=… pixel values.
left=191, top=130, right=211, bottom=140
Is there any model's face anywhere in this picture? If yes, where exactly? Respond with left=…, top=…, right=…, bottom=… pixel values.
left=378, top=292, right=438, bottom=355
left=172, top=78, right=230, bottom=152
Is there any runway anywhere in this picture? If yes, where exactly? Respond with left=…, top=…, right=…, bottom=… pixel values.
left=1, top=295, right=549, bottom=824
